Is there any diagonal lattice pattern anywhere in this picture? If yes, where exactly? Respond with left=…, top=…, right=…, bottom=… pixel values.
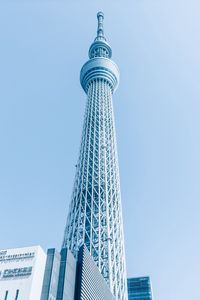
left=63, top=12, right=128, bottom=300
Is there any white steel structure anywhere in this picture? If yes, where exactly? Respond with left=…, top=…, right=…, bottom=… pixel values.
left=63, top=12, right=128, bottom=300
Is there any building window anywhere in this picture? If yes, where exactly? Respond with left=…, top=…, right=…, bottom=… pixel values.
left=15, top=289, right=19, bottom=300
left=4, top=291, right=8, bottom=300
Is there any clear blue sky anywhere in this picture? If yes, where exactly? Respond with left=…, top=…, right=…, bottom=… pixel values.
left=0, top=1, right=200, bottom=300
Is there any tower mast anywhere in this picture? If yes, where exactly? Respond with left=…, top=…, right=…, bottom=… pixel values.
left=63, top=12, right=128, bottom=300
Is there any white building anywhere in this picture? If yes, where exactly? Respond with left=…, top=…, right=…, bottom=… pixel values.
left=0, top=245, right=46, bottom=300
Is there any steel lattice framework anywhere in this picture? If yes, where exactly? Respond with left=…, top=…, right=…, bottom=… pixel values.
left=63, top=12, right=128, bottom=300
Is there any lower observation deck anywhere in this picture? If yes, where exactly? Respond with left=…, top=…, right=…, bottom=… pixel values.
left=80, top=57, right=120, bottom=93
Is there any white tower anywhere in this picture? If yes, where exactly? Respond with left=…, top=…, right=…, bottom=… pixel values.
left=63, top=12, right=128, bottom=300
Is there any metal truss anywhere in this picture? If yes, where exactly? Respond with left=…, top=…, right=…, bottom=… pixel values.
left=63, top=12, right=128, bottom=300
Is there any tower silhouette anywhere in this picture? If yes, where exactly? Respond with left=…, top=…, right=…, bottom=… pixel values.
left=63, top=12, right=128, bottom=300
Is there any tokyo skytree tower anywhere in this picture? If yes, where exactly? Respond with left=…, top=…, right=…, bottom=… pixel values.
left=63, top=12, right=128, bottom=300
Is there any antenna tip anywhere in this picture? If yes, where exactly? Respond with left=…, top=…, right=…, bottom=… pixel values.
left=97, top=11, right=104, bottom=19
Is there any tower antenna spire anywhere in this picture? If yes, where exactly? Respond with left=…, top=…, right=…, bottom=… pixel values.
left=63, top=11, right=127, bottom=300
left=96, top=11, right=106, bottom=41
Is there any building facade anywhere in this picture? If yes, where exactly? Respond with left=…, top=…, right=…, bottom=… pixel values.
left=63, top=12, right=128, bottom=300
left=41, top=248, right=77, bottom=300
left=127, top=277, right=154, bottom=300
left=75, top=245, right=115, bottom=300
left=56, top=248, right=76, bottom=300
left=0, top=246, right=46, bottom=300
left=40, top=245, right=114, bottom=300
left=41, top=248, right=61, bottom=300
